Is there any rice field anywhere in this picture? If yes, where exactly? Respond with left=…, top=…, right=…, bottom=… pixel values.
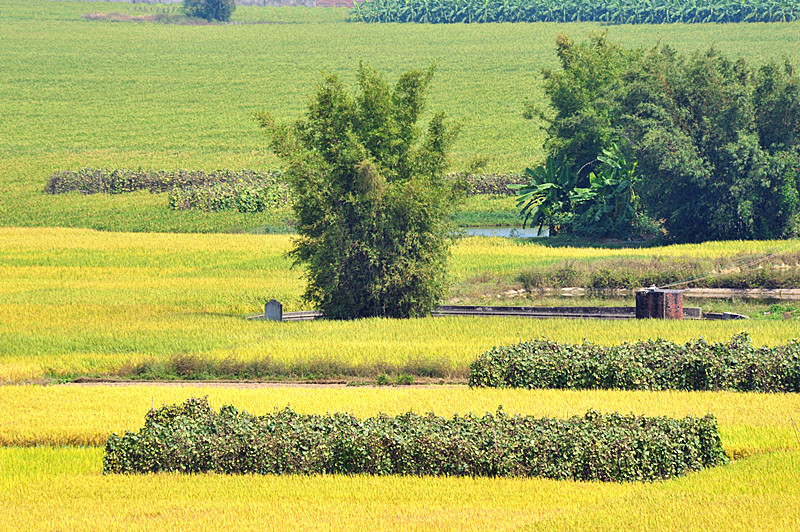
left=0, top=385, right=798, bottom=530
left=2, top=2, right=800, bottom=528
left=2, top=227, right=800, bottom=382
left=3, top=385, right=799, bottom=456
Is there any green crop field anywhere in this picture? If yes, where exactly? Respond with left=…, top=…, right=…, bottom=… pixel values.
left=1, top=0, right=799, bottom=232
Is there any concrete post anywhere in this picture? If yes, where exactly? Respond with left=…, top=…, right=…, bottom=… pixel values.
left=265, top=299, right=283, bottom=322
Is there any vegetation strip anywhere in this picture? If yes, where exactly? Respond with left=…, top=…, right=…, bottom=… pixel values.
left=44, top=168, right=290, bottom=213
left=515, top=252, right=800, bottom=291
left=103, top=397, right=727, bottom=481
left=470, top=333, right=800, bottom=392
left=351, top=0, right=800, bottom=24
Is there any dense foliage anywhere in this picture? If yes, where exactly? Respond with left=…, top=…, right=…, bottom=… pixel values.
left=513, top=145, right=653, bottom=238
left=258, top=63, right=460, bottom=319
left=44, top=168, right=289, bottom=213
left=351, top=0, right=800, bottom=23
left=535, top=34, right=800, bottom=242
left=470, top=333, right=800, bottom=392
left=104, top=397, right=727, bottom=481
left=183, top=0, right=236, bottom=21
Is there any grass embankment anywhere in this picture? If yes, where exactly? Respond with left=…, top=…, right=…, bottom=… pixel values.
left=2, top=228, right=799, bottom=382
left=0, top=386, right=798, bottom=529
left=2, top=0, right=799, bottom=231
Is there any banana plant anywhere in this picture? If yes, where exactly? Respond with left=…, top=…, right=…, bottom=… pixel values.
left=511, top=156, right=577, bottom=232
left=571, top=143, right=639, bottom=232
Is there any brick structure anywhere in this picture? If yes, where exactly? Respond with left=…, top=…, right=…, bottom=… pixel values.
left=635, top=288, right=684, bottom=319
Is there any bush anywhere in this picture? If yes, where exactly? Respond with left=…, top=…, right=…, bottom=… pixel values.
left=469, top=333, right=800, bottom=392
left=104, top=397, right=728, bottom=481
left=258, top=63, right=461, bottom=319
left=183, top=0, right=235, bottom=21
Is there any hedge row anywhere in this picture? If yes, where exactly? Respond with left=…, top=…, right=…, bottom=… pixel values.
left=103, top=397, right=727, bottom=481
left=469, top=333, right=800, bottom=392
left=43, top=168, right=290, bottom=213
left=451, top=172, right=526, bottom=197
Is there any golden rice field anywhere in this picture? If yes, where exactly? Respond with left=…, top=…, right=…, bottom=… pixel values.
left=2, top=228, right=800, bottom=382
left=2, top=446, right=795, bottom=531
left=0, top=385, right=798, bottom=530
left=3, top=385, right=799, bottom=456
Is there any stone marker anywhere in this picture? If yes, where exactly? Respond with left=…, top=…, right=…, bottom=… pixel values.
left=265, top=299, right=283, bottom=322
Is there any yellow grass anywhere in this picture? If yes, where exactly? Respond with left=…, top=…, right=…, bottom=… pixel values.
left=2, top=385, right=798, bottom=457
left=1, top=446, right=798, bottom=530
left=3, top=228, right=800, bottom=382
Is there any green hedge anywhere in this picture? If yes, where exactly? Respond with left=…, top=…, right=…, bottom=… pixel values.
left=44, top=168, right=290, bottom=213
left=104, top=397, right=727, bottom=481
left=469, top=333, right=800, bottom=392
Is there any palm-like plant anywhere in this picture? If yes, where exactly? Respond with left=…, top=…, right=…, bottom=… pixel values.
left=511, top=156, right=576, bottom=232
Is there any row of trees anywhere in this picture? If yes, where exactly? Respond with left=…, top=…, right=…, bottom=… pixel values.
left=262, top=37, right=800, bottom=319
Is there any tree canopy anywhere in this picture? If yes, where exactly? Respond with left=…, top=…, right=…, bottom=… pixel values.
left=258, top=63, right=460, bottom=319
left=529, top=34, right=800, bottom=242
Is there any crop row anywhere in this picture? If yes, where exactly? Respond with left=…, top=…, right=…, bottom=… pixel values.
left=104, top=397, right=727, bottom=481
left=351, top=0, right=800, bottom=23
left=43, top=168, right=290, bottom=213
left=470, top=333, right=800, bottom=392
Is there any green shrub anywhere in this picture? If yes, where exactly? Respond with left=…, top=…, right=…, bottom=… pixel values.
left=469, top=333, right=800, bottom=393
left=258, top=63, right=460, bottom=319
left=183, top=0, right=235, bottom=22
left=104, top=397, right=728, bottom=481
left=395, top=373, right=415, bottom=385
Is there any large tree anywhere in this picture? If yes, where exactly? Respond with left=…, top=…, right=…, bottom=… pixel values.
left=532, top=34, right=800, bottom=242
left=258, top=64, right=460, bottom=319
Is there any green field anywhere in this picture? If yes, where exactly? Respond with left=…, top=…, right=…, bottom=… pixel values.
left=1, top=0, right=799, bottom=232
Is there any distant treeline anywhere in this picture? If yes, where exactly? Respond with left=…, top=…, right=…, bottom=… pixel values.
left=351, top=0, right=800, bottom=23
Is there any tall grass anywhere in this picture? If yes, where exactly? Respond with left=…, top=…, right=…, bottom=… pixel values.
left=2, top=228, right=799, bottom=382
